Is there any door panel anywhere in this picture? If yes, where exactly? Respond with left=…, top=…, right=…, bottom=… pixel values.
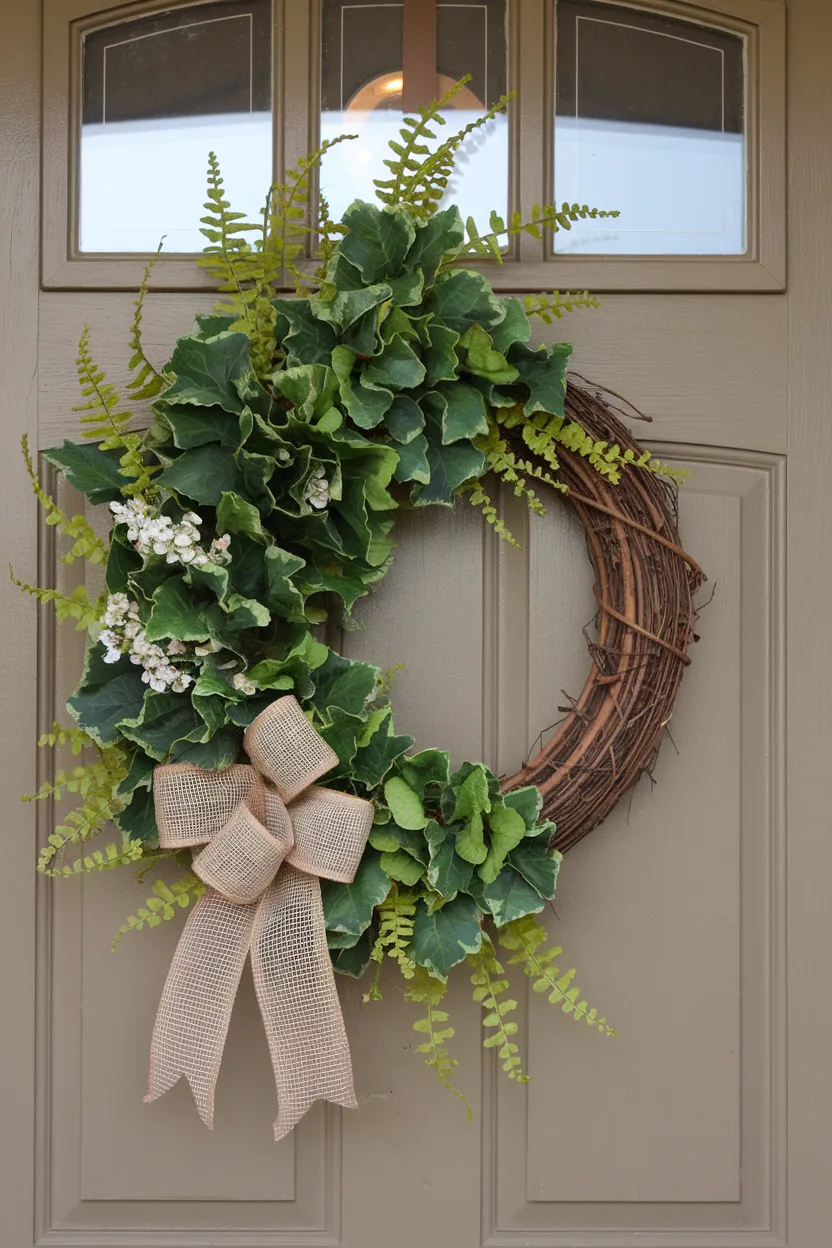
left=4, top=2, right=832, bottom=1247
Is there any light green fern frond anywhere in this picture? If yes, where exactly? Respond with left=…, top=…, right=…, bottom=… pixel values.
left=456, top=202, right=620, bottom=265
left=458, top=478, right=520, bottom=547
left=374, top=76, right=476, bottom=209
left=469, top=935, right=527, bottom=1081
left=126, top=240, right=167, bottom=401
left=523, top=290, right=600, bottom=322
left=37, top=721, right=95, bottom=755
left=9, top=565, right=104, bottom=630
left=399, top=88, right=513, bottom=220
left=199, top=140, right=355, bottom=375
left=498, top=914, right=617, bottom=1036
left=365, top=884, right=417, bottom=999
left=74, top=326, right=157, bottom=495
left=405, top=966, right=474, bottom=1119
left=48, top=837, right=144, bottom=879
left=112, top=871, right=207, bottom=951
left=21, top=434, right=107, bottom=565
left=31, top=736, right=129, bottom=874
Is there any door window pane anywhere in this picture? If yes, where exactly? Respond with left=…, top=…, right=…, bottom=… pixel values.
left=80, top=1, right=272, bottom=253
left=319, top=1, right=508, bottom=226
left=554, top=0, right=746, bottom=255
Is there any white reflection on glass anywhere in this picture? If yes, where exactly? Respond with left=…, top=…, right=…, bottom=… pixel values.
left=79, top=4, right=272, bottom=253
left=319, top=108, right=508, bottom=226
left=554, top=5, right=746, bottom=255
left=554, top=118, right=745, bottom=255
left=80, top=114, right=272, bottom=253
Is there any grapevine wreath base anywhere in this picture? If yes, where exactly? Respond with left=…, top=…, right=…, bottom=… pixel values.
left=506, top=381, right=705, bottom=852
left=18, top=82, right=706, bottom=1137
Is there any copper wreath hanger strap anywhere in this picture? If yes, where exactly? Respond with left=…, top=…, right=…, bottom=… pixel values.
left=144, top=695, right=374, bottom=1141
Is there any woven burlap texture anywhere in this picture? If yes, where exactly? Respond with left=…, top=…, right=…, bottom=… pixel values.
left=145, top=695, right=373, bottom=1141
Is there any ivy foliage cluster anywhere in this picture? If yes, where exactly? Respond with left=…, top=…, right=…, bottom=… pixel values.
left=18, top=81, right=621, bottom=1107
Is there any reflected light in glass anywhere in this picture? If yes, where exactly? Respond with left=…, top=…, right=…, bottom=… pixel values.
left=79, top=113, right=271, bottom=253
left=554, top=117, right=745, bottom=255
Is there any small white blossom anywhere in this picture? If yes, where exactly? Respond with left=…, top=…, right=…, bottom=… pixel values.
left=304, top=466, right=331, bottom=510
left=109, top=500, right=232, bottom=569
left=195, top=638, right=223, bottom=657
left=232, top=672, right=257, bottom=696
left=97, top=594, right=194, bottom=694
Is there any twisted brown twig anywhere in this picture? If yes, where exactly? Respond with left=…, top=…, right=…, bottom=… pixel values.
left=502, top=381, right=706, bottom=854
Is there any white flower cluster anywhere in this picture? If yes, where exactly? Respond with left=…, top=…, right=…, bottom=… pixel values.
left=304, top=466, right=331, bottom=510
left=109, top=498, right=232, bottom=567
left=98, top=593, right=193, bottom=693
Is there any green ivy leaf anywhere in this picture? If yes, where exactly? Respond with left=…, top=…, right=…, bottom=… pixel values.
left=67, top=647, right=147, bottom=747
left=164, top=332, right=252, bottom=414
left=435, top=381, right=489, bottom=444
left=43, top=440, right=125, bottom=506
left=411, top=893, right=483, bottom=980
left=457, top=325, right=519, bottom=385
left=503, top=785, right=543, bottom=830
left=118, top=691, right=206, bottom=761
left=340, top=201, right=416, bottom=283
left=384, top=776, right=428, bottom=830
left=425, top=819, right=474, bottom=901
left=476, top=865, right=547, bottom=926
left=478, top=803, right=527, bottom=884
left=176, top=727, right=241, bottom=771
left=380, top=849, right=425, bottom=886
left=312, top=651, right=379, bottom=716
left=162, top=404, right=247, bottom=450
left=363, top=335, right=426, bottom=391
left=274, top=299, right=337, bottom=366
left=144, top=577, right=211, bottom=642
left=400, top=749, right=451, bottom=798
left=508, top=840, right=562, bottom=900
left=321, top=847, right=390, bottom=936
left=489, top=296, right=532, bottom=354
left=422, top=321, right=460, bottom=385
left=263, top=545, right=307, bottom=622
left=113, top=786, right=158, bottom=844
left=392, top=434, right=430, bottom=484
left=506, top=340, right=572, bottom=417
left=385, top=395, right=425, bottom=444
left=431, top=269, right=506, bottom=334
left=216, top=491, right=270, bottom=543
left=405, top=205, right=465, bottom=284
left=157, top=446, right=246, bottom=506
left=330, top=929, right=374, bottom=977
left=352, top=709, right=413, bottom=788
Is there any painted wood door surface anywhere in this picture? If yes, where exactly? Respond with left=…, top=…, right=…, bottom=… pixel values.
left=2, top=2, right=831, bottom=1246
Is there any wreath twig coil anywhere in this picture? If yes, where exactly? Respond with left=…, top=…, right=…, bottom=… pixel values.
left=504, top=381, right=706, bottom=852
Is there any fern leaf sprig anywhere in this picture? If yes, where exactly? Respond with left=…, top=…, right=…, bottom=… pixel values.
left=9, top=565, right=104, bottom=630
left=21, top=434, right=107, bottom=565
left=498, top=914, right=617, bottom=1035
left=405, top=966, right=474, bottom=1119
left=374, top=76, right=474, bottom=208
left=73, top=326, right=158, bottom=495
left=400, top=90, right=514, bottom=220
left=455, top=202, right=620, bottom=264
left=126, top=240, right=167, bottom=401
left=37, top=721, right=95, bottom=755
left=469, top=936, right=527, bottom=1081
left=523, top=290, right=600, bottom=321
left=47, top=837, right=144, bottom=880
left=112, top=871, right=207, bottom=950
left=365, top=885, right=417, bottom=999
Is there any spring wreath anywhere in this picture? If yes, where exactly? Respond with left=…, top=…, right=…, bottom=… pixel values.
left=16, top=82, right=703, bottom=1138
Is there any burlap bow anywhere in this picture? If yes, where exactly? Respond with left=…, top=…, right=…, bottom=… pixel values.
left=144, top=695, right=373, bottom=1140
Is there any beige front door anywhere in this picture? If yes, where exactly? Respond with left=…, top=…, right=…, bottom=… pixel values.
left=2, top=1, right=830, bottom=1245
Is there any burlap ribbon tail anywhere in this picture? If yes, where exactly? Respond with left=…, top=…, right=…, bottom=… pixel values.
left=144, top=695, right=373, bottom=1140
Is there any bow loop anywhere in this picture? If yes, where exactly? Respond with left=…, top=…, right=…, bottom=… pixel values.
left=145, top=695, right=374, bottom=1140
